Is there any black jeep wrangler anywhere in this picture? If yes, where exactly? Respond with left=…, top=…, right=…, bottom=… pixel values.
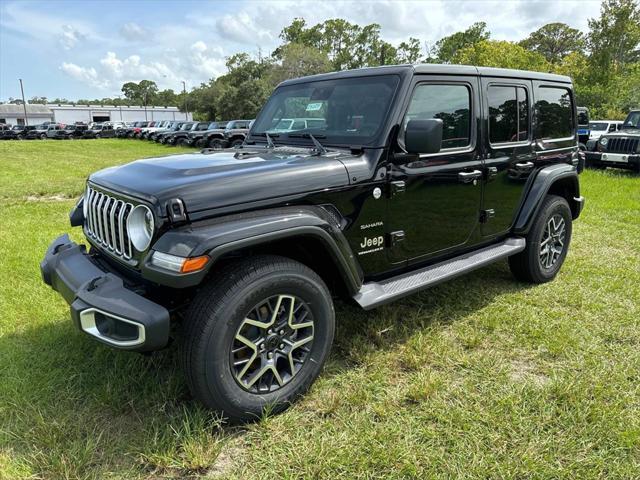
left=585, top=110, right=640, bottom=172
left=41, top=65, right=584, bottom=422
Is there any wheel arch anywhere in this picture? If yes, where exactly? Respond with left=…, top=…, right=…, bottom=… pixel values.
left=513, top=164, right=583, bottom=235
left=144, top=207, right=363, bottom=295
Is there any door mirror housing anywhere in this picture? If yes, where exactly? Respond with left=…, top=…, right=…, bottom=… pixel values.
left=405, top=119, right=443, bottom=154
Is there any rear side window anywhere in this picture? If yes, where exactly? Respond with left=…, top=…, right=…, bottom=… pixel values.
left=488, top=85, right=529, bottom=143
left=405, top=84, right=471, bottom=149
left=536, top=86, right=573, bottom=140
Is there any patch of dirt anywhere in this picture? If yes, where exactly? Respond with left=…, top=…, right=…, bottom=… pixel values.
left=206, top=435, right=246, bottom=478
left=24, top=194, right=72, bottom=202
left=509, top=358, right=550, bottom=387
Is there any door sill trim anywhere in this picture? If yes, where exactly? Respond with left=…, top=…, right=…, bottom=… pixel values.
left=353, top=237, right=525, bottom=310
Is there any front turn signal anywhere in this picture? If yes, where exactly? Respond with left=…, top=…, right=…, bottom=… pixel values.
left=180, top=255, right=210, bottom=273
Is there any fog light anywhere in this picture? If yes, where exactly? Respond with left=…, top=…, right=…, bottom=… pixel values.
left=151, top=251, right=209, bottom=273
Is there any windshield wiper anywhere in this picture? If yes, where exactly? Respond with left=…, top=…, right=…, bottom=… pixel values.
left=286, top=132, right=328, bottom=155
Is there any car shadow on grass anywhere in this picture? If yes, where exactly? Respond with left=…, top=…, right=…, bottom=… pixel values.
left=0, top=260, right=534, bottom=477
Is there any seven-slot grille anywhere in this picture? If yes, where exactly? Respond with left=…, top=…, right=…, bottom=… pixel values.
left=607, top=137, right=639, bottom=154
left=85, top=185, right=134, bottom=259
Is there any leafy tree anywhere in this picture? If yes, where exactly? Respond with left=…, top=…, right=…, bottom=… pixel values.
left=587, top=0, right=640, bottom=81
left=397, top=38, right=423, bottom=64
left=270, top=43, right=331, bottom=85
left=29, top=96, right=48, bottom=104
left=453, top=40, right=549, bottom=71
left=121, top=80, right=159, bottom=105
left=429, top=22, right=490, bottom=63
left=520, top=23, right=585, bottom=64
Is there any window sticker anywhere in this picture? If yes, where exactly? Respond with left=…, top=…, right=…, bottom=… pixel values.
left=305, top=102, right=323, bottom=112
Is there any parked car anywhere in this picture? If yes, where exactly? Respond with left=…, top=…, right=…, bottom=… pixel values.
left=166, top=121, right=210, bottom=146
left=9, top=125, right=36, bottom=140
left=266, top=118, right=327, bottom=133
left=585, top=120, right=624, bottom=150
left=585, top=110, right=640, bottom=172
left=149, top=121, right=183, bottom=141
left=140, top=121, right=169, bottom=139
left=158, top=122, right=194, bottom=143
left=185, top=121, right=228, bottom=148
left=200, top=122, right=231, bottom=149
left=46, top=124, right=70, bottom=139
left=577, top=107, right=590, bottom=149
left=223, top=119, right=253, bottom=147
left=24, top=124, right=49, bottom=140
left=0, top=124, right=13, bottom=139
left=41, top=64, right=584, bottom=422
left=83, top=123, right=116, bottom=139
left=116, top=121, right=146, bottom=138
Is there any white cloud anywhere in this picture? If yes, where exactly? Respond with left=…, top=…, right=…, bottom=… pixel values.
left=58, top=24, right=86, bottom=49
left=60, top=62, right=109, bottom=89
left=215, top=11, right=275, bottom=45
left=120, top=22, right=149, bottom=41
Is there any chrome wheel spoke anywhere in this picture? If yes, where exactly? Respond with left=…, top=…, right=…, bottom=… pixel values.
left=231, top=294, right=315, bottom=393
left=539, top=213, right=566, bottom=270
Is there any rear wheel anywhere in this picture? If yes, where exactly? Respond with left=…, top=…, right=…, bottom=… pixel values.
left=509, top=195, right=572, bottom=283
left=182, top=255, right=335, bottom=422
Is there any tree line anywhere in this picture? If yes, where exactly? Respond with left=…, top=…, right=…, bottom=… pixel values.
left=8, top=0, right=638, bottom=120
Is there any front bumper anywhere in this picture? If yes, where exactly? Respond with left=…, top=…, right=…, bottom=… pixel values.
left=586, top=151, right=640, bottom=169
left=40, top=234, right=170, bottom=352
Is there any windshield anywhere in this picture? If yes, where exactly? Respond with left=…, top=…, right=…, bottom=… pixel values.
left=251, top=75, right=400, bottom=146
left=589, top=122, right=609, bottom=131
left=623, top=111, right=640, bottom=128
left=180, top=123, right=192, bottom=131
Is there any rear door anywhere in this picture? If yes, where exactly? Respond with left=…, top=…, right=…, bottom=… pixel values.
left=480, top=78, right=535, bottom=238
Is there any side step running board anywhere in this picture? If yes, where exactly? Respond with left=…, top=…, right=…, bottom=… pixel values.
left=353, top=238, right=526, bottom=310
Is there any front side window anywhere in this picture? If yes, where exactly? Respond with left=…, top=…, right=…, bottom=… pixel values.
left=404, top=83, right=471, bottom=150
left=488, top=85, right=529, bottom=144
left=252, top=75, right=400, bottom=146
left=536, top=86, right=573, bottom=140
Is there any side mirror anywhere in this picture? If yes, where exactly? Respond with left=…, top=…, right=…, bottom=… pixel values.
left=405, top=118, right=443, bottom=154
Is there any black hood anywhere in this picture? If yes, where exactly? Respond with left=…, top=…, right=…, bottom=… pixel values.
left=89, top=147, right=353, bottom=216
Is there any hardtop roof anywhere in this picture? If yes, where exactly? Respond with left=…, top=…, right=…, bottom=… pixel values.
left=279, top=63, right=571, bottom=87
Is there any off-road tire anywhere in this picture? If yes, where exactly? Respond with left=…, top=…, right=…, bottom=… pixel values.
left=40, top=133, right=46, bottom=140
left=509, top=194, right=572, bottom=283
left=230, top=138, right=244, bottom=148
left=182, top=255, right=335, bottom=422
left=207, top=138, right=224, bottom=149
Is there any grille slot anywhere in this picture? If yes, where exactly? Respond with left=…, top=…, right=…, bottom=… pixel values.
left=607, top=137, right=639, bottom=154
left=85, top=186, right=133, bottom=259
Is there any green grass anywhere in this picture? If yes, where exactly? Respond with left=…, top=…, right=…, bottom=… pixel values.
left=1, top=140, right=639, bottom=479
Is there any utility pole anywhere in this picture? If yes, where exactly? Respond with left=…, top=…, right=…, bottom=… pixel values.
left=116, top=94, right=123, bottom=121
left=19, top=79, right=28, bottom=125
left=181, top=81, right=188, bottom=120
left=144, top=91, right=148, bottom=121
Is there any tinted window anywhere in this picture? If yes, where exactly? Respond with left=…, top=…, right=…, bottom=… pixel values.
left=488, top=86, right=529, bottom=144
left=536, top=87, right=573, bottom=139
left=623, top=111, right=640, bottom=128
left=589, top=122, right=608, bottom=131
left=404, top=84, right=471, bottom=149
left=578, top=110, right=589, bottom=125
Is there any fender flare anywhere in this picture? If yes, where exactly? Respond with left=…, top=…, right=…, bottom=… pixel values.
left=513, top=163, right=582, bottom=235
left=141, top=206, right=363, bottom=292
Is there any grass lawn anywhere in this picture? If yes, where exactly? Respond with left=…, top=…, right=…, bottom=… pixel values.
left=0, top=139, right=639, bottom=479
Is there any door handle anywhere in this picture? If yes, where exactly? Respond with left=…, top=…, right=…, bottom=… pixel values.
left=515, top=161, right=534, bottom=170
left=458, top=170, right=483, bottom=184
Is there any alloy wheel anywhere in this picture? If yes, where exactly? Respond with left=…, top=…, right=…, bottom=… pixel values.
left=539, top=213, right=566, bottom=269
left=231, top=294, right=314, bottom=394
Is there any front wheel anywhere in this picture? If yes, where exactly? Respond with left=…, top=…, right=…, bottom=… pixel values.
left=40, top=133, right=46, bottom=140
left=182, top=255, right=335, bottom=422
left=230, top=138, right=244, bottom=148
left=207, top=138, right=224, bottom=149
left=509, top=194, right=572, bottom=283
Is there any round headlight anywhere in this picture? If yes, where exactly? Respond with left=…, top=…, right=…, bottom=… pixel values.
left=599, top=137, right=608, bottom=146
left=127, top=205, right=155, bottom=252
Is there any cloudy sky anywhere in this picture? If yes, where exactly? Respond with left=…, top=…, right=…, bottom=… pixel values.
left=0, top=0, right=603, bottom=101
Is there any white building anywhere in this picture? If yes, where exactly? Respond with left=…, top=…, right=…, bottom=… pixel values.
left=0, top=104, right=53, bottom=125
left=49, top=105, right=192, bottom=124
left=0, top=103, right=192, bottom=125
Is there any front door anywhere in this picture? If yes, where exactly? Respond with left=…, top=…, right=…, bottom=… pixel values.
left=480, top=78, right=534, bottom=238
left=387, top=76, right=484, bottom=265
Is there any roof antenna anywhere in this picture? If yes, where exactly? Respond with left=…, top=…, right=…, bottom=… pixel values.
left=309, top=133, right=327, bottom=155
left=265, top=132, right=275, bottom=149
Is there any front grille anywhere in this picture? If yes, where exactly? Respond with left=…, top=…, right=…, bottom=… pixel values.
left=85, top=186, right=134, bottom=259
left=607, top=137, right=639, bottom=154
